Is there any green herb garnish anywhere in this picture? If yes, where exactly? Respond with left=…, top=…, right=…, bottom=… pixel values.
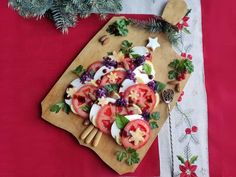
left=168, top=59, right=194, bottom=80
left=155, top=81, right=166, bottom=93
left=143, top=63, right=152, bottom=75
left=115, top=114, right=130, bottom=129
left=130, top=53, right=141, bottom=59
left=106, top=18, right=130, bottom=36
left=73, top=65, right=85, bottom=77
left=149, top=112, right=160, bottom=120
left=120, top=40, right=133, bottom=55
left=104, top=84, right=119, bottom=93
left=116, top=148, right=140, bottom=166
left=149, top=121, right=159, bottom=129
left=81, top=105, right=91, bottom=112
left=50, top=102, right=70, bottom=114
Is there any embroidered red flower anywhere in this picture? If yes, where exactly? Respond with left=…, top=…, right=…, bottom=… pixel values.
left=181, top=52, right=192, bottom=60
left=179, top=160, right=197, bottom=177
left=177, top=16, right=189, bottom=30
left=185, top=128, right=191, bottom=134
left=178, top=91, right=184, bottom=102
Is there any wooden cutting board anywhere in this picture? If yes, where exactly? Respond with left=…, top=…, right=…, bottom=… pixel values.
left=41, top=0, right=188, bottom=174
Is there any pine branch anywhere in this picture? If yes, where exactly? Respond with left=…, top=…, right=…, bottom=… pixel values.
left=129, top=17, right=180, bottom=46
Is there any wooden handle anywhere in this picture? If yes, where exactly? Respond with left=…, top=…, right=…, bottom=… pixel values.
left=92, top=131, right=103, bottom=147
left=80, top=125, right=94, bottom=140
left=85, top=128, right=98, bottom=144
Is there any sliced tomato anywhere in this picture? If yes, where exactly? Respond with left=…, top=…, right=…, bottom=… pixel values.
left=124, top=84, right=156, bottom=112
left=121, top=119, right=150, bottom=150
left=121, top=58, right=135, bottom=70
left=87, top=61, right=103, bottom=73
left=96, top=104, right=117, bottom=134
left=115, top=106, right=128, bottom=116
left=100, top=70, right=126, bottom=86
left=72, top=84, right=97, bottom=119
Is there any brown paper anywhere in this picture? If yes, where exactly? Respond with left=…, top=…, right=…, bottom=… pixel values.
left=162, top=0, right=187, bottom=25
left=41, top=1, right=189, bottom=175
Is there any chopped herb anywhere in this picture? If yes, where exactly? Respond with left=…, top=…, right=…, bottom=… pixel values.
left=81, top=105, right=91, bottom=112
left=149, top=112, right=160, bottom=120
left=120, top=40, right=133, bottom=55
left=149, top=121, right=159, bottom=129
left=143, top=63, right=152, bottom=75
left=104, top=84, right=119, bottom=93
left=116, top=148, right=140, bottom=166
left=106, top=18, right=130, bottom=36
left=116, top=151, right=127, bottom=161
left=50, top=102, right=70, bottom=114
left=73, top=65, right=85, bottom=77
left=115, top=114, right=130, bottom=129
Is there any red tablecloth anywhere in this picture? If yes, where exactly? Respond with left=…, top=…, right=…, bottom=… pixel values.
left=0, top=0, right=235, bottom=176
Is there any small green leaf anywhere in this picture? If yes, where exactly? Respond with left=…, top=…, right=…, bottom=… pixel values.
left=104, top=84, right=119, bottom=93
left=50, top=102, right=65, bottom=113
left=177, top=155, right=185, bottom=164
left=155, top=81, right=166, bottom=93
left=127, top=148, right=136, bottom=153
left=149, top=121, right=159, bottom=129
left=107, top=52, right=113, bottom=55
left=168, top=70, right=178, bottom=80
left=73, top=65, right=85, bottom=76
left=169, top=59, right=180, bottom=68
left=64, top=104, right=71, bottom=114
left=150, top=112, right=160, bottom=120
left=106, top=19, right=130, bottom=36
left=130, top=54, right=141, bottom=59
left=116, top=151, right=127, bottom=161
left=81, top=105, right=91, bottom=112
left=120, top=40, right=133, bottom=55
left=143, top=63, right=152, bottom=75
left=115, top=114, right=130, bottom=129
left=190, top=156, right=198, bottom=164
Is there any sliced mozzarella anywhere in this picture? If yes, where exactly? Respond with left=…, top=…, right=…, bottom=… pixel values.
left=131, top=46, right=149, bottom=56
left=89, top=104, right=101, bottom=127
left=93, top=66, right=115, bottom=81
left=119, top=79, right=135, bottom=93
left=111, top=114, right=143, bottom=145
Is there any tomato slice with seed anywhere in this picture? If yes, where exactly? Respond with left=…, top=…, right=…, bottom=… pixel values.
left=87, top=61, right=103, bottom=73
left=71, top=84, right=97, bottom=119
left=122, top=58, right=135, bottom=70
left=121, top=119, right=150, bottom=150
left=96, top=104, right=116, bottom=134
left=100, top=70, right=126, bottom=86
left=124, top=84, right=156, bottom=112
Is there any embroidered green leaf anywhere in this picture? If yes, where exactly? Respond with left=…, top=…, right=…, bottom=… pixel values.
left=73, top=65, right=85, bottom=77
left=115, top=114, right=130, bottom=129
left=150, top=112, right=160, bottom=120
left=143, top=63, right=152, bottom=75
left=149, top=121, right=159, bottom=129
left=177, top=155, right=185, bottom=164
left=190, top=155, right=198, bottom=164
left=183, top=28, right=191, bottom=34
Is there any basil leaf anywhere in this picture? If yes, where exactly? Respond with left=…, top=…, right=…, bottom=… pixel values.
left=143, top=63, right=152, bottom=75
left=73, top=65, right=85, bottom=77
left=115, top=114, right=130, bottom=129
left=150, top=112, right=160, bottom=120
left=149, top=121, right=159, bottom=129
left=155, top=81, right=166, bottom=93
left=104, top=84, right=119, bottom=93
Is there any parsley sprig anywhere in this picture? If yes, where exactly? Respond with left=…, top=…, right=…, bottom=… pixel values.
left=73, top=65, right=85, bottom=77
left=120, top=40, right=133, bottom=56
left=168, top=59, right=194, bottom=80
left=106, top=19, right=130, bottom=36
left=116, top=148, right=140, bottom=166
left=148, top=112, right=160, bottom=129
left=50, top=102, right=70, bottom=114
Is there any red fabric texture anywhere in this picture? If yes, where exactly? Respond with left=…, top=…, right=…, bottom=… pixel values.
left=0, top=1, right=159, bottom=177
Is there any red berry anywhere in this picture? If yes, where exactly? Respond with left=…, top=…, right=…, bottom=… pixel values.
left=96, top=79, right=101, bottom=85
left=181, top=52, right=186, bottom=58
left=192, top=126, right=198, bottom=132
left=185, top=128, right=191, bottom=134
left=120, top=92, right=124, bottom=97
left=181, top=91, right=184, bottom=96
left=181, top=73, right=186, bottom=79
